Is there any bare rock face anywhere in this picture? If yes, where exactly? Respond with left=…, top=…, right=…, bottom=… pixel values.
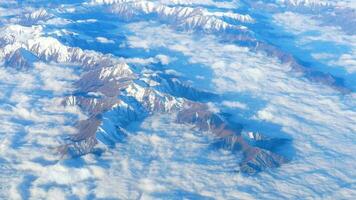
left=59, top=117, right=101, bottom=158
left=75, top=63, right=135, bottom=96
left=176, top=103, right=288, bottom=175
left=240, top=147, right=287, bottom=175
left=141, top=72, right=216, bottom=101
left=252, top=42, right=351, bottom=93
left=5, top=48, right=39, bottom=69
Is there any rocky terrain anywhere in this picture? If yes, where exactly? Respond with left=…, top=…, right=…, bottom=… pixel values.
left=0, top=0, right=355, bottom=199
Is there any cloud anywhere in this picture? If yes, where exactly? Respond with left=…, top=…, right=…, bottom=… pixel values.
left=273, top=11, right=356, bottom=74
left=45, top=17, right=72, bottom=26
left=329, top=51, right=356, bottom=74
left=124, top=21, right=356, bottom=199
left=34, top=62, right=79, bottom=94
left=118, top=54, right=172, bottom=66
left=165, top=69, right=182, bottom=76
left=120, top=57, right=156, bottom=65
left=206, top=102, right=220, bottom=113
left=155, top=54, right=171, bottom=65
left=334, top=0, right=356, bottom=9
left=76, top=19, right=98, bottom=23
left=92, top=114, right=247, bottom=199
left=95, top=36, right=115, bottom=44
left=1, top=1, right=355, bottom=199
left=222, top=101, right=248, bottom=110
left=0, top=58, right=87, bottom=198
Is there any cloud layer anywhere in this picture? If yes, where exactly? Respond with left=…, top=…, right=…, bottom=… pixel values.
left=0, top=0, right=355, bottom=199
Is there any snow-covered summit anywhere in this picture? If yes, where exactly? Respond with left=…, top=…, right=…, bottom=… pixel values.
left=21, top=8, right=53, bottom=25
left=90, top=0, right=253, bottom=32
left=276, top=0, right=331, bottom=7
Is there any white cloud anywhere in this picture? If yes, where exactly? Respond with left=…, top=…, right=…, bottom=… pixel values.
left=0, top=60, right=86, bottom=198
left=335, top=0, right=356, bottom=9
left=76, top=19, right=97, bottom=23
left=311, top=53, right=335, bottom=60
left=329, top=51, right=356, bottom=74
left=119, top=57, right=156, bottom=65
left=95, top=36, right=115, bottom=44
left=1, top=1, right=355, bottom=199
left=34, top=62, right=79, bottom=94
left=273, top=11, right=356, bottom=74
left=119, top=54, right=172, bottom=66
left=222, top=101, right=248, bottom=110
left=46, top=188, right=67, bottom=200
left=273, top=12, right=356, bottom=46
left=165, top=69, right=182, bottom=76
left=45, top=17, right=72, bottom=26
left=91, top=114, right=247, bottom=199
left=207, top=102, right=220, bottom=113
left=123, top=21, right=356, bottom=199
left=155, top=54, right=171, bottom=65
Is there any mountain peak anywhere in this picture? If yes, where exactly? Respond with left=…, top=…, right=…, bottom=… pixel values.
left=5, top=47, right=39, bottom=69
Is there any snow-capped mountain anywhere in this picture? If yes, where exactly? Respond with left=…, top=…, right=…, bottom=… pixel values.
left=4, top=47, right=39, bottom=69
left=20, top=8, right=53, bottom=25
left=276, top=0, right=331, bottom=7
left=0, top=20, right=288, bottom=175
left=84, top=1, right=350, bottom=92
left=256, top=0, right=356, bottom=34
left=105, top=0, right=253, bottom=32
left=0, top=0, right=355, bottom=199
